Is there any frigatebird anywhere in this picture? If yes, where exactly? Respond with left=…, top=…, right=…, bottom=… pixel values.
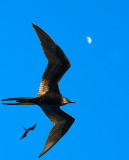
left=20, top=124, right=36, bottom=139
left=2, top=23, right=76, bottom=158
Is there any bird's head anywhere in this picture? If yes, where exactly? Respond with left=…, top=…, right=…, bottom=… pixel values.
left=62, top=97, right=76, bottom=105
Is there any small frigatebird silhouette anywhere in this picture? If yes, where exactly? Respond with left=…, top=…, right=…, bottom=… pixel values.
left=2, top=23, right=76, bottom=158
left=20, top=124, right=36, bottom=139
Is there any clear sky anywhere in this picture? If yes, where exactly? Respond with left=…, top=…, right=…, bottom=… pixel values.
left=0, top=0, right=129, bottom=160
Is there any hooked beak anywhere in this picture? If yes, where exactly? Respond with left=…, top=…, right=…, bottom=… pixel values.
left=69, top=101, right=76, bottom=103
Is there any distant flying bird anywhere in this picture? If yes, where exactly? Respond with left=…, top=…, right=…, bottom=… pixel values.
left=20, top=124, right=36, bottom=139
left=2, top=23, right=76, bottom=158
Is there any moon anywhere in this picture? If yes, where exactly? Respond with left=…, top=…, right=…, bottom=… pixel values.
left=86, top=36, right=92, bottom=44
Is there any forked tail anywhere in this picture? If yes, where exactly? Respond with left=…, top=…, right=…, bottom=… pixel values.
left=2, top=97, right=36, bottom=105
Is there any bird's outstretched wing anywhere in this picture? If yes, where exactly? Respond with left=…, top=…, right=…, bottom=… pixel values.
left=32, top=23, right=71, bottom=97
left=38, top=105, right=75, bottom=158
left=19, top=131, right=27, bottom=139
left=28, top=124, right=36, bottom=130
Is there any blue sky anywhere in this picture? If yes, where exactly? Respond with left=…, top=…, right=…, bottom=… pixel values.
left=0, top=0, right=129, bottom=159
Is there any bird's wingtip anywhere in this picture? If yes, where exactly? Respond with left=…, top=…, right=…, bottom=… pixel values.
left=32, top=22, right=35, bottom=26
left=32, top=23, right=37, bottom=28
left=38, top=153, right=42, bottom=158
left=38, top=151, right=45, bottom=158
left=38, top=155, right=41, bottom=158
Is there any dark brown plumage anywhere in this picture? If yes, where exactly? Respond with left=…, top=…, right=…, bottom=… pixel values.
left=20, top=124, right=36, bottom=139
left=2, top=23, right=76, bottom=158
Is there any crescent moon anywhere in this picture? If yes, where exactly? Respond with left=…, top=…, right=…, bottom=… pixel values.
left=86, top=36, right=92, bottom=44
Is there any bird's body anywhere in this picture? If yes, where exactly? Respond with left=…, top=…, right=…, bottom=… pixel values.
left=2, top=23, right=76, bottom=158
left=37, top=92, right=63, bottom=106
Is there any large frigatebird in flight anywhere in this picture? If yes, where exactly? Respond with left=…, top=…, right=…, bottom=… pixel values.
left=2, top=23, right=76, bottom=158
